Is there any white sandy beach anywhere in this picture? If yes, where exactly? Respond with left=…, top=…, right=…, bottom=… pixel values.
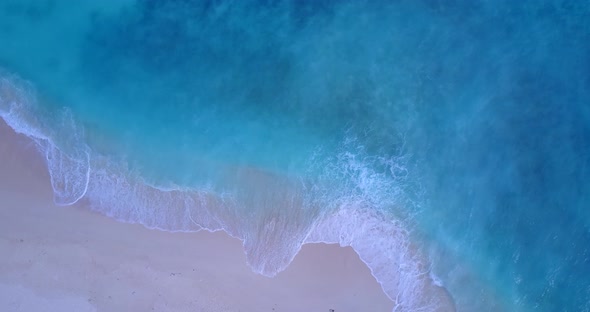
left=0, top=120, right=400, bottom=311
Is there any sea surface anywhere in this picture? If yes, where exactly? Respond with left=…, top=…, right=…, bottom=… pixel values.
left=1, top=1, right=589, bottom=311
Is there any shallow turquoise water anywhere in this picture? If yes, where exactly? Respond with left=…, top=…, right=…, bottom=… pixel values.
left=1, top=1, right=589, bottom=311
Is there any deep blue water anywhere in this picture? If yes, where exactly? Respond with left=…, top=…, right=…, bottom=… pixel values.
left=1, top=1, right=589, bottom=311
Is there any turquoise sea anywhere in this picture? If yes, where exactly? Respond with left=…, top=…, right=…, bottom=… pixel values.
left=1, top=1, right=589, bottom=311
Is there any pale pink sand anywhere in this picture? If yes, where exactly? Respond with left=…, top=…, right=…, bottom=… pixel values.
left=0, top=121, right=398, bottom=311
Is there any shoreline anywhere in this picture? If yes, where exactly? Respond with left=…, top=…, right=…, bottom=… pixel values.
left=0, top=118, right=399, bottom=311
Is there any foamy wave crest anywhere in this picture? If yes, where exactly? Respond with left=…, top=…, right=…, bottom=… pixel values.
left=0, top=73, right=453, bottom=312
left=307, top=206, right=449, bottom=311
left=0, top=75, right=90, bottom=205
left=85, top=164, right=321, bottom=276
left=42, top=111, right=91, bottom=206
left=302, top=141, right=452, bottom=311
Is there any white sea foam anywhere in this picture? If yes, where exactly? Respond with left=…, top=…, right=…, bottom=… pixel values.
left=0, top=74, right=451, bottom=312
left=1, top=75, right=91, bottom=206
